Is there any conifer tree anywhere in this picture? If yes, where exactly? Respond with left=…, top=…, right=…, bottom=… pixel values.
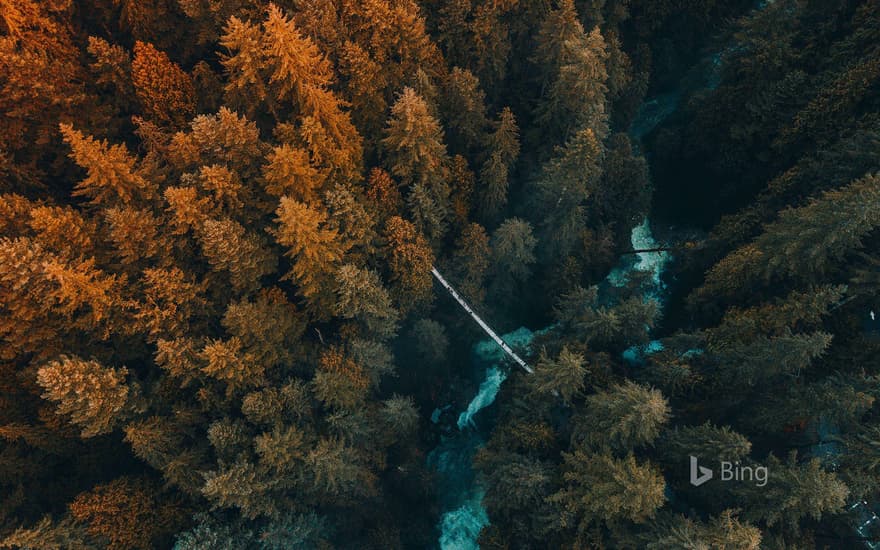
left=382, top=87, right=450, bottom=191
left=449, top=222, right=491, bottom=305
left=646, top=510, right=762, bottom=550
left=490, top=217, right=537, bottom=295
left=36, top=356, right=130, bottom=438
left=200, top=337, right=265, bottom=394
left=548, top=451, right=666, bottom=531
left=531, top=347, right=587, bottom=401
left=27, top=205, right=96, bottom=259
left=261, top=144, right=324, bottom=203
left=135, top=267, right=206, bottom=340
left=532, top=127, right=603, bottom=262
left=383, top=216, right=434, bottom=311
left=334, top=264, right=399, bottom=341
left=692, top=173, right=880, bottom=306
left=221, top=288, right=305, bottom=370
left=364, top=168, right=402, bottom=223
left=131, top=41, right=196, bottom=127
left=732, top=454, right=848, bottom=529
left=575, top=380, right=670, bottom=451
left=60, top=125, right=156, bottom=207
left=272, top=197, right=347, bottom=308
left=478, top=107, right=519, bottom=223
left=440, top=67, right=489, bottom=154
left=532, top=0, right=609, bottom=143
left=198, top=218, right=276, bottom=294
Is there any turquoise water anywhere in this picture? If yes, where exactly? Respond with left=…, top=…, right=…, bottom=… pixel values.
left=428, top=326, right=535, bottom=550
left=430, top=221, right=670, bottom=548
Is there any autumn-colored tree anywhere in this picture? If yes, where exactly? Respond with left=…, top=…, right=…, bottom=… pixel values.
left=36, top=356, right=130, bottom=438
left=383, top=216, right=434, bottom=311
left=60, top=124, right=157, bottom=207
left=262, top=143, right=324, bottom=204
left=364, top=167, right=403, bottom=222
left=312, top=348, right=371, bottom=411
left=382, top=87, right=450, bottom=191
left=531, top=346, right=586, bottom=401
left=334, top=264, right=399, bottom=341
left=198, top=218, right=276, bottom=294
left=272, top=197, right=346, bottom=308
left=131, top=41, right=196, bottom=127
left=70, top=478, right=184, bottom=549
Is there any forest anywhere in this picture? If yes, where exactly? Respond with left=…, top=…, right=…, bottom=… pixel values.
left=1, top=0, right=880, bottom=548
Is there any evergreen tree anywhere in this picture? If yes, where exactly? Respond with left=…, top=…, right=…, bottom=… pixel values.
left=382, top=87, right=450, bottom=192
left=575, top=380, right=670, bottom=451
left=36, top=356, right=130, bottom=438
left=272, top=197, right=346, bottom=308
left=532, top=127, right=603, bottom=263
left=548, top=451, right=666, bottom=532
left=383, top=216, right=435, bottom=311
left=131, top=41, right=196, bottom=127
left=532, top=0, right=609, bottom=143
left=478, top=107, right=519, bottom=223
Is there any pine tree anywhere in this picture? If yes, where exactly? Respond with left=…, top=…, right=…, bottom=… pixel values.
left=440, top=67, right=489, bottom=154
left=379, top=395, right=419, bottom=443
left=364, top=168, right=402, bottom=223
left=490, top=217, right=537, bottom=294
left=27, top=205, right=96, bottom=259
left=263, top=146, right=323, bottom=206
left=0, top=515, right=97, bottom=549
left=272, top=197, right=346, bottom=306
left=305, top=437, right=377, bottom=499
left=135, top=267, right=206, bottom=340
left=407, top=319, right=450, bottom=369
left=334, top=264, right=399, bottom=341
left=36, top=356, right=130, bottom=438
left=324, top=183, right=378, bottom=260
left=60, top=124, right=157, bottom=207
left=124, top=416, right=183, bottom=471
left=221, top=288, right=306, bottom=371
left=200, top=337, right=265, bottom=394
left=449, top=222, right=491, bottom=305
left=732, top=453, right=848, bottom=529
left=198, top=218, right=276, bottom=294
left=548, top=451, right=665, bottom=531
left=338, top=40, right=387, bottom=137
left=692, top=173, right=880, bottom=306
left=197, top=164, right=247, bottom=214
left=383, top=216, right=435, bottom=311
left=382, top=87, right=450, bottom=190
left=575, top=380, right=670, bottom=451
left=532, top=0, right=609, bottom=143
left=219, top=15, right=271, bottom=118
left=657, top=423, right=752, bottom=467
left=531, top=347, right=586, bottom=401
left=201, top=460, right=276, bottom=520
left=478, top=107, right=519, bottom=222
left=104, top=207, right=164, bottom=265
left=312, top=349, right=370, bottom=411
left=471, top=3, right=515, bottom=85
left=131, top=41, right=196, bottom=127
left=532, top=127, right=603, bottom=262
left=646, top=510, right=762, bottom=550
